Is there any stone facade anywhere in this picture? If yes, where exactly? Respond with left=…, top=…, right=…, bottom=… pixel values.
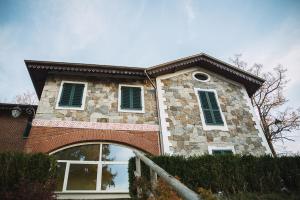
left=36, top=75, right=158, bottom=125
left=160, top=67, right=267, bottom=156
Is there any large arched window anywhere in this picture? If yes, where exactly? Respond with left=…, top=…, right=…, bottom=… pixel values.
left=51, top=143, right=135, bottom=193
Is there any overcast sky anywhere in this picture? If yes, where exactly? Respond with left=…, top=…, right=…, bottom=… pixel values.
left=0, top=0, right=299, bottom=153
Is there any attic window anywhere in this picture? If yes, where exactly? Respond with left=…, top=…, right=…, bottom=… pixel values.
left=193, top=72, right=210, bottom=82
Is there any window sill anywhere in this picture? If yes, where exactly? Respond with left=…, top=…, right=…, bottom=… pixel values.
left=55, top=192, right=130, bottom=199
left=202, top=124, right=228, bottom=131
left=118, top=108, right=145, bottom=113
left=55, top=106, right=85, bottom=111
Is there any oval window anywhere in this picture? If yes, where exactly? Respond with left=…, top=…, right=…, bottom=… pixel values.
left=193, top=72, right=210, bottom=82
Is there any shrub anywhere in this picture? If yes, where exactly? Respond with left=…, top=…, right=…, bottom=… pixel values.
left=128, top=154, right=300, bottom=199
left=0, top=152, right=57, bottom=200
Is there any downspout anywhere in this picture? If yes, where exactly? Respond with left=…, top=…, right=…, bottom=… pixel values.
left=144, top=69, right=164, bottom=154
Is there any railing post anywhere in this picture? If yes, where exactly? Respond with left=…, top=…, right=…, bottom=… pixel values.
left=135, top=157, right=141, bottom=177
left=133, top=150, right=201, bottom=200
left=150, top=168, right=158, bottom=190
left=134, top=157, right=142, bottom=198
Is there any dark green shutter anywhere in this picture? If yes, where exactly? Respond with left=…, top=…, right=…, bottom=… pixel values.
left=72, top=84, right=84, bottom=106
left=198, top=91, right=224, bottom=125
left=132, top=87, right=142, bottom=109
left=121, top=86, right=142, bottom=110
left=121, top=87, right=131, bottom=109
left=59, top=83, right=73, bottom=106
left=59, top=83, right=85, bottom=107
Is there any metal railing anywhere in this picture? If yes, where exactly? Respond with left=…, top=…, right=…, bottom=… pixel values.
left=133, top=150, right=201, bottom=200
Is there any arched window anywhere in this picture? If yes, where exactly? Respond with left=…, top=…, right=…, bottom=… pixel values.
left=51, top=143, right=135, bottom=193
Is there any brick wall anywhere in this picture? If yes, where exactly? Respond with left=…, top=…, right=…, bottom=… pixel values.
left=0, top=112, right=28, bottom=152
left=25, top=126, right=160, bottom=155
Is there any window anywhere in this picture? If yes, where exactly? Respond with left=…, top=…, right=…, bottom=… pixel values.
left=193, top=72, right=210, bottom=82
left=194, top=88, right=228, bottom=131
left=118, top=85, right=144, bottom=113
left=56, top=81, right=87, bottom=110
left=199, top=90, right=223, bottom=125
left=212, top=150, right=233, bottom=155
left=52, top=143, right=135, bottom=193
left=208, top=146, right=235, bottom=155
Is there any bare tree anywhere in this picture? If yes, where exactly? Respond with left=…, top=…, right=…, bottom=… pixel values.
left=14, top=90, right=38, bottom=105
left=230, top=54, right=300, bottom=156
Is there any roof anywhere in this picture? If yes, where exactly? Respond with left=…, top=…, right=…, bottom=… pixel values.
left=25, top=53, right=264, bottom=98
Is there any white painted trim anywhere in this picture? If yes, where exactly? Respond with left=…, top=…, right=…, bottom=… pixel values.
left=49, top=141, right=139, bottom=155
left=241, top=86, right=272, bottom=155
left=208, top=145, right=235, bottom=154
left=156, top=67, right=198, bottom=80
left=56, top=193, right=130, bottom=199
left=51, top=142, right=136, bottom=194
left=62, top=162, right=70, bottom=192
left=192, top=71, right=210, bottom=82
left=117, top=84, right=145, bottom=113
left=194, top=88, right=228, bottom=131
left=96, top=144, right=102, bottom=191
left=32, top=119, right=159, bottom=132
left=155, top=78, right=172, bottom=154
left=55, top=80, right=88, bottom=110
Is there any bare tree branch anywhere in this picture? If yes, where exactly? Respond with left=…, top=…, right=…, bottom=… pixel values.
left=230, top=54, right=300, bottom=157
left=13, top=90, right=38, bottom=105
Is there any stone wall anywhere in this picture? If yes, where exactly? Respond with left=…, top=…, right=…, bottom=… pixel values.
left=160, top=68, right=267, bottom=156
left=36, top=75, right=158, bottom=125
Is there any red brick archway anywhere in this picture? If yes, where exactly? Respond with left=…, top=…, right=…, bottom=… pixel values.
left=25, top=126, right=160, bottom=155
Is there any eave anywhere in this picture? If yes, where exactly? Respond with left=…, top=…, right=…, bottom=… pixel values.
left=25, top=53, right=265, bottom=99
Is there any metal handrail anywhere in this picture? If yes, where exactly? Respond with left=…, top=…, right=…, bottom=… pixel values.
left=133, top=150, right=201, bottom=200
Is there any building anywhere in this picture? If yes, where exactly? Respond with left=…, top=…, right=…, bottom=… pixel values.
left=0, top=53, right=271, bottom=199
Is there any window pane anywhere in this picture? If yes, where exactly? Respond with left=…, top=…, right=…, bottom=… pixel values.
left=102, top=144, right=134, bottom=161
left=67, top=164, right=98, bottom=190
left=55, top=162, right=66, bottom=191
left=212, top=150, right=233, bottom=155
left=101, top=164, right=129, bottom=191
left=54, top=144, right=100, bottom=161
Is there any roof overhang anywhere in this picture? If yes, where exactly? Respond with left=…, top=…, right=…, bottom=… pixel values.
left=0, top=103, right=37, bottom=114
left=25, top=53, right=264, bottom=99
left=146, top=53, right=264, bottom=96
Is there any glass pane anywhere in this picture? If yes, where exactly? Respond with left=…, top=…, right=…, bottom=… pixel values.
left=102, top=144, right=134, bottom=161
left=54, top=144, right=100, bottom=161
left=55, top=162, right=66, bottom=191
left=101, top=164, right=129, bottom=191
left=67, top=164, right=98, bottom=190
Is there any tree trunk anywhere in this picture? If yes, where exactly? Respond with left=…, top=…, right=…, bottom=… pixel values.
left=266, top=138, right=277, bottom=157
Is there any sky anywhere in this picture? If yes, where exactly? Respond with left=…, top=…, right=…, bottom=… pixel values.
left=0, top=0, right=299, bottom=154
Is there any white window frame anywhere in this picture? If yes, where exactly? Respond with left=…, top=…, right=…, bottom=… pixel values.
left=208, top=145, right=235, bottom=155
left=55, top=80, right=88, bottom=110
left=50, top=142, right=135, bottom=194
left=192, top=71, right=210, bottom=82
left=118, top=84, right=145, bottom=113
left=194, top=88, right=228, bottom=131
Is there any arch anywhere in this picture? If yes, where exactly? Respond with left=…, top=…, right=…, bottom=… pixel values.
left=25, top=126, right=160, bottom=155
